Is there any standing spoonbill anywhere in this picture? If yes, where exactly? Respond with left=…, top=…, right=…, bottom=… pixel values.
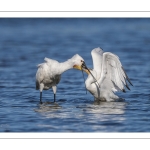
left=82, top=47, right=133, bottom=101
left=36, top=54, right=93, bottom=103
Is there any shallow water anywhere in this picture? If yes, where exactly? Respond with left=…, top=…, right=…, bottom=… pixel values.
left=0, top=18, right=149, bottom=132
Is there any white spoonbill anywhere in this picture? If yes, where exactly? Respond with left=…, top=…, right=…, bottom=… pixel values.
left=36, top=54, right=89, bottom=103
left=82, top=47, right=133, bottom=101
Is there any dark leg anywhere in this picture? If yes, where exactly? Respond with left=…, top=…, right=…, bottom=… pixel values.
left=54, top=94, right=56, bottom=102
left=52, top=86, right=56, bottom=103
left=40, top=92, right=42, bottom=104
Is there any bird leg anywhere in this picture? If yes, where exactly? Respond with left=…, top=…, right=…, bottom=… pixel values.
left=54, top=94, right=56, bottom=102
left=39, top=84, right=44, bottom=104
left=52, top=86, right=57, bottom=102
left=40, top=92, right=42, bottom=104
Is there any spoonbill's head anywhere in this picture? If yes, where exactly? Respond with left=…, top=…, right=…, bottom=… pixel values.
left=71, top=54, right=91, bottom=72
left=72, top=54, right=85, bottom=70
left=71, top=54, right=100, bottom=88
left=72, top=54, right=94, bottom=75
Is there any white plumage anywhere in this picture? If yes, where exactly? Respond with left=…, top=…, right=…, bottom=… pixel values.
left=83, top=47, right=133, bottom=101
left=36, top=54, right=85, bottom=103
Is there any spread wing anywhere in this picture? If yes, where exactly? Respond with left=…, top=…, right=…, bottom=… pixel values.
left=91, top=47, right=133, bottom=92
left=91, top=47, right=104, bottom=80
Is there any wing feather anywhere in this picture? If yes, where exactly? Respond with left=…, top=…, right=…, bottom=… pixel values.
left=97, top=51, right=132, bottom=92
left=91, top=47, right=104, bottom=80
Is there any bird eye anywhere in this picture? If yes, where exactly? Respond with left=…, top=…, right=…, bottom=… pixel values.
left=81, top=60, right=83, bottom=62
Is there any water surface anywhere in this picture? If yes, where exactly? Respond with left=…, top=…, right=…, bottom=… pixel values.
left=0, top=18, right=150, bottom=132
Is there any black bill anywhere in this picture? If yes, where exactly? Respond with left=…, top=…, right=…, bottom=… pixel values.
left=81, top=69, right=87, bottom=94
left=81, top=61, right=100, bottom=88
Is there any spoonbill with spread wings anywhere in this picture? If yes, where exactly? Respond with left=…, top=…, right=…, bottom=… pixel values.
left=82, top=47, right=133, bottom=101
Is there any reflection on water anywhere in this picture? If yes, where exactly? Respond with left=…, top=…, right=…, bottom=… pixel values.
left=36, top=99, right=127, bottom=132
left=91, top=101, right=126, bottom=115
left=75, top=101, right=126, bottom=115
left=34, top=102, right=62, bottom=112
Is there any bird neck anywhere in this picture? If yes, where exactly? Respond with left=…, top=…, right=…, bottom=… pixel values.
left=85, top=71, right=97, bottom=87
left=86, top=75, right=94, bottom=86
left=58, top=59, right=73, bottom=74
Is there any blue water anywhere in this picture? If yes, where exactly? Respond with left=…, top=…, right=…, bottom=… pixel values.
left=0, top=18, right=149, bottom=132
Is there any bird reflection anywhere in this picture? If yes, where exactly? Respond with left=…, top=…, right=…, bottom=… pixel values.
left=88, top=99, right=127, bottom=115
left=34, top=101, right=62, bottom=112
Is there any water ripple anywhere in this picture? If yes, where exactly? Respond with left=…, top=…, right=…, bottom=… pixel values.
left=0, top=18, right=149, bottom=132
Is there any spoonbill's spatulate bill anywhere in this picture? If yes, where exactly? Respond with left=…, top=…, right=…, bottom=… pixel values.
left=36, top=54, right=88, bottom=103
left=83, top=47, right=133, bottom=101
